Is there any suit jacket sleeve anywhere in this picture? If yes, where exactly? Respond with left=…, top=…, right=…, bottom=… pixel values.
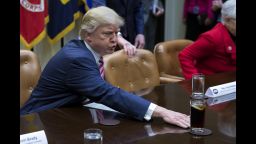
left=65, top=56, right=150, bottom=121
left=178, top=36, right=216, bottom=79
left=135, top=0, right=144, bottom=34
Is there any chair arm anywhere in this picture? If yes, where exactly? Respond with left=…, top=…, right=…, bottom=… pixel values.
left=160, top=73, right=185, bottom=80
left=159, top=74, right=185, bottom=84
left=159, top=77, right=183, bottom=84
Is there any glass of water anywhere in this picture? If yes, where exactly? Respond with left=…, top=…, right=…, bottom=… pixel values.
left=84, top=128, right=103, bottom=144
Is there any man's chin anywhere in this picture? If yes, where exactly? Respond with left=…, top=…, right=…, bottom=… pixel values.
left=106, top=49, right=115, bottom=54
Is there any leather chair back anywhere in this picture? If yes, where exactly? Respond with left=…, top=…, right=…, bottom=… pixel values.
left=104, top=49, right=160, bottom=92
left=154, top=39, right=193, bottom=78
left=20, top=50, right=41, bottom=108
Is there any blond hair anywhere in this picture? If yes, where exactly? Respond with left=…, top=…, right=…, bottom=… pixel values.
left=79, top=6, right=124, bottom=39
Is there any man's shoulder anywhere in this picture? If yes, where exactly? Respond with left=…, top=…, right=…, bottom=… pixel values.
left=50, top=40, right=94, bottom=67
left=64, top=39, right=86, bottom=50
left=62, top=40, right=91, bottom=57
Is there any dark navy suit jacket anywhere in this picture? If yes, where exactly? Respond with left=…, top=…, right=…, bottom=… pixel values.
left=106, top=0, right=144, bottom=44
left=20, top=40, right=150, bottom=120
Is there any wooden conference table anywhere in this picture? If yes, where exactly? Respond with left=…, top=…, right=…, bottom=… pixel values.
left=20, top=71, right=236, bottom=144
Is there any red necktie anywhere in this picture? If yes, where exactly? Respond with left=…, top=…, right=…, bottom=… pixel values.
left=99, top=57, right=104, bottom=79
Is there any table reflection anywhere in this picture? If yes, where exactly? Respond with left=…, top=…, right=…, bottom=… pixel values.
left=89, top=109, right=121, bottom=126
left=190, top=135, right=205, bottom=144
left=209, top=101, right=236, bottom=138
left=20, top=113, right=44, bottom=133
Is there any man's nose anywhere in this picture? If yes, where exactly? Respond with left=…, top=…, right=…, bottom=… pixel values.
left=110, top=34, right=117, bottom=43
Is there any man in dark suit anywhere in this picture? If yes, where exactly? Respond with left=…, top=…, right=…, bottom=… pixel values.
left=93, top=0, right=145, bottom=49
left=20, top=6, right=189, bottom=128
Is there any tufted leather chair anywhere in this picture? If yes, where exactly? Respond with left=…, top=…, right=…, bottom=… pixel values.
left=20, top=50, right=41, bottom=108
left=104, top=49, right=160, bottom=92
left=154, top=39, right=193, bottom=84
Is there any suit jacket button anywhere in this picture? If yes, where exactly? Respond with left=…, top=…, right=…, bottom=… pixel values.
left=228, top=46, right=232, bottom=51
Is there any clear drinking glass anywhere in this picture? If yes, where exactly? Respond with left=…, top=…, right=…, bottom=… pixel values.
left=84, top=128, right=103, bottom=144
left=190, top=73, right=212, bottom=136
left=192, top=73, right=205, bottom=98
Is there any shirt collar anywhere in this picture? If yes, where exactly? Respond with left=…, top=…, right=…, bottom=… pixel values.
left=83, top=41, right=101, bottom=66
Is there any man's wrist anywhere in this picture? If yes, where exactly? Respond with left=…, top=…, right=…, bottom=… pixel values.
left=152, top=105, right=166, bottom=118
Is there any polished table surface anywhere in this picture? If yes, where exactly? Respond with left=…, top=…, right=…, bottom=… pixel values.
left=20, top=71, right=236, bottom=144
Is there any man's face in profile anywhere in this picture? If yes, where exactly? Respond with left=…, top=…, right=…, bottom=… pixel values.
left=86, top=24, right=119, bottom=56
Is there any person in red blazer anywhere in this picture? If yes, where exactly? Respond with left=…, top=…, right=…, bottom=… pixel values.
left=179, top=0, right=236, bottom=79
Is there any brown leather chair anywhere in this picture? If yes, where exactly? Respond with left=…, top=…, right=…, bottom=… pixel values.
left=20, top=50, right=41, bottom=108
left=104, top=49, right=160, bottom=92
left=154, top=39, right=193, bottom=84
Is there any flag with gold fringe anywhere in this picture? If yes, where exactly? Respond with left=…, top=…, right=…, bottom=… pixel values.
left=79, top=0, right=92, bottom=14
left=20, top=0, right=48, bottom=49
left=47, top=0, right=82, bottom=44
left=85, top=0, right=92, bottom=9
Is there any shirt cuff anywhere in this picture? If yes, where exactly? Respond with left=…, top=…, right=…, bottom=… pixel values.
left=144, top=103, right=157, bottom=121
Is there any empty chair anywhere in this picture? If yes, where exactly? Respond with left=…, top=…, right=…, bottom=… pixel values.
left=20, top=50, right=41, bottom=108
left=104, top=49, right=160, bottom=92
left=154, top=39, right=193, bottom=83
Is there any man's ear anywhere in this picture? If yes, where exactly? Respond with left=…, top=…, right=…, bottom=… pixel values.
left=85, top=32, right=92, bottom=42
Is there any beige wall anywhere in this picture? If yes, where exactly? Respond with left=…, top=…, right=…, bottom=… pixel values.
left=164, top=0, right=186, bottom=41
